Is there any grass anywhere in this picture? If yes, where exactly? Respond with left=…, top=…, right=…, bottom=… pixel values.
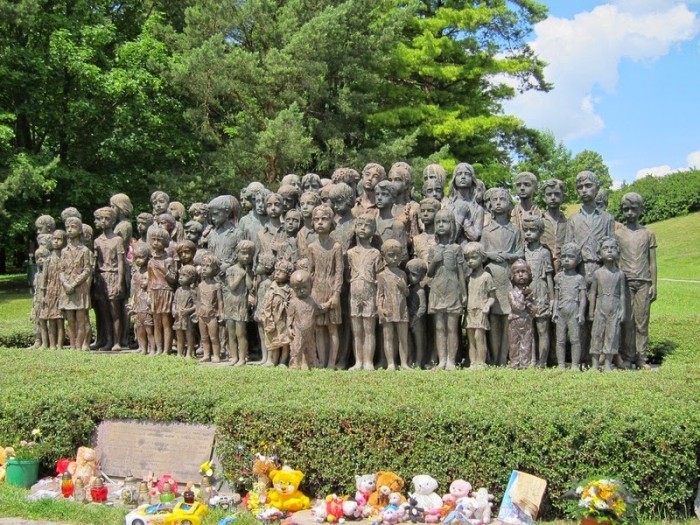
left=647, top=213, right=700, bottom=280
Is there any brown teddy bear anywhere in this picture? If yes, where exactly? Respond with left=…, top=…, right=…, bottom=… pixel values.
left=368, top=471, right=406, bottom=508
left=67, top=446, right=98, bottom=486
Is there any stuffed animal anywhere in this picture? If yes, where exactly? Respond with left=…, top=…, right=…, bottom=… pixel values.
left=267, top=467, right=311, bottom=512
left=447, top=480, right=472, bottom=500
left=326, top=494, right=346, bottom=523
left=385, top=492, right=403, bottom=513
left=67, top=446, right=98, bottom=486
left=442, top=498, right=476, bottom=525
left=405, top=496, right=425, bottom=523
left=355, top=473, right=377, bottom=513
left=411, top=475, right=443, bottom=511
left=313, top=499, right=329, bottom=522
left=343, top=499, right=362, bottom=520
left=253, top=453, right=280, bottom=489
left=0, top=446, right=9, bottom=482
left=471, top=488, right=494, bottom=524
left=424, top=508, right=441, bottom=524
left=368, top=471, right=406, bottom=508
left=382, top=508, right=401, bottom=525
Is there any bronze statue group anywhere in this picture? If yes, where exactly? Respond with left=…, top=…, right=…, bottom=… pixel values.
left=29, top=162, right=657, bottom=371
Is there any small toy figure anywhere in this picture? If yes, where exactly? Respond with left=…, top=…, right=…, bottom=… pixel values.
left=251, top=252, right=276, bottom=365
left=413, top=198, right=440, bottom=264
left=197, top=253, right=224, bottom=362
left=297, top=190, right=321, bottom=261
left=508, top=260, right=537, bottom=369
left=406, top=258, right=428, bottom=368
left=481, top=188, right=523, bottom=366
left=510, top=172, right=543, bottom=237
left=377, top=239, right=410, bottom=370
left=522, top=216, right=554, bottom=367
left=588, top=237, right=626, bottom=371
left=278, top=184, right=300, bottom=215
left=93, top=207, right=127, bottom=351
left=287, top=270, right=319, bottom=369
left=446, top=163, right=484, bottom=245
left=42, top=229, right=66, bottom=350
left=347, top=214, right=383, bottom=370
left=354, top=163, right=386, bottom=217
left=427, top=210, right=467, bottom=369
left=552, top=243, right=587, bottom=370
left=616, top=192, right=656, bottom=369
left=224, top=240, right=255, bottom=366
left=463, top=242, right=496, bottom=369
left=262, top=259, right=294, bottom=367
left=60, top=217, right=93, bottom=350
left=540, top=179, right=567, bottom=273
left=173, top=265, right=197, bottom=358
left=148, top=227, right=177, bottom=355
left=308, top=205, right=344, bottom=369
left=128, top=243, right=153, bottom=355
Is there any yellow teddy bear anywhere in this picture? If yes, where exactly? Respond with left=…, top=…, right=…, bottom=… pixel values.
left=266, top=467, right=311, bottom=512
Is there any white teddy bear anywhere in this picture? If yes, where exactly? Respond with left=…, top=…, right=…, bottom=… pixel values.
left=410, top=475, right=443, bottom=511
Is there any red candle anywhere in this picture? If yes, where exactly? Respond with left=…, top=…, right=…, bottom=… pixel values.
left=90, top=484, right=108, bottom=502
left=61, top=473, right=74, bottom=498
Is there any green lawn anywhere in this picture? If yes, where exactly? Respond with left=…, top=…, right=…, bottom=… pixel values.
left=647, top=212, right=700, bottom=280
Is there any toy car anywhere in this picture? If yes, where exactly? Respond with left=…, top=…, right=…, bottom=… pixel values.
left=125, top=500, right=208, bottom=525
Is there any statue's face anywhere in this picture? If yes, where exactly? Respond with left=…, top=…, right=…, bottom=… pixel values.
left=152, top=194, right=169, bottom=215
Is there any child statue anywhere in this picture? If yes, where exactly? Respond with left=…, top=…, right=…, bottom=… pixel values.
left=347, top=214, right=383, bottom=371
left=135, top=212, right=153, bottom=254
left=93, top=207, right=127, bottom=351
left=510, top=172, right=543, bottom=236
left=330, top=183, right=357, bottom=253
left=188, top=202, right=214, bottom=249
left=422, top=164, right=448, bottom=189
left=270, top=209, right=301, bottom=265
left=522, top=216, right=554, bottom=367
left=297, top=191, right=321, bottom=261
left=446, top=162, right=484, bottom=245
left=406, top=258, right=428, bottom=368
left=463, top=242, right=496, bottom=369
left=60, top=217, right=93, bottom=350
left=197, top=253, right=224, bottom=362
left=176, top=240, right=198, bottom=272
left=388, top=162, right=420, bottom=240
left=375, top=180, right=409, bottom=262
left=308, top=205, right=344, bottom=369
left=616, top=192, right=656, bottom=370
left=301, top=172, right=322, bottom=194
left=224, top=240, right=255, bottom=366
left=331, top=167, right=361, bottom=197
left=281, top=173, right=302, bottom=194
left=412, top=198, right=440, bottom=264
left=508, top=260, right=537, bottom=369
left=278, top=184, right=300, bottom=216
left=109, top=193, right=134, bottom=255
left=262, top=259, right=294, bottom=367
left=427, top=209, right=467, bottom=369
left=552, top=243, right=587, bottom=370
left=173, top=265, right=197, bottom=358
left=354, top=163, right=386, bottom=217
left=167, top=201, right=186, bottom=243
left=128, top=244, right=154, bottom=355
left=238, top=182, right=267, bottom=243
left=377, top=239, right=410, bottom=370
left=147, top=191, right=170, bottom=243
left=147, top=227, right=177, bottom=355
left=208, top=195, right=241, bottom=275
left=257, top=193, right=284, bottom=256
left=287, top=269, right=319, bottom=370
left=251, top=252, right=276, bottom=365
left=421, top=178, right=444, bottom=204
left=589, top=237, right=626, bottom=371
left=481, top=188, right=523, bottom=366
left=42, top=229, right=67, bottom=350
left=540, top=179, right=567, bottom=273
left=31, top=246, right=50, bottom=348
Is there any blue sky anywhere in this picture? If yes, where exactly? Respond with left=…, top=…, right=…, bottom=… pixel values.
left=504, top=0, right=700, bottom=188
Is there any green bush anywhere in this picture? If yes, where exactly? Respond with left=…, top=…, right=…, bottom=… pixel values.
left=1, top=306, right=698, bottom=521
left=608, top=169, right=700, bottom=224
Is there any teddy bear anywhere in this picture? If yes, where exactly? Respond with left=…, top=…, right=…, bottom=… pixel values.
left=267, top=467, right=311, bottom=512
left=343, top=499, right=362, bottom=520
left=253, top=453, right=280, bottom=489
left=313, top=499, right=329, bottom=522
left=411, top=475, right=443, bottom=512
left=368, top=471, right=406, bottom=508
left=442, top=498, right=476, bottom=525
left=471, top=488, right=494, bottom=524
left=0, top=446, right=9, bottom=482
left=405, top=496, right=425, bottom=523
left=447, top=480, right=472, bottom=501
left=355, top=473, right=377, bottom=515
left=67, top=446, right=98, bottom=486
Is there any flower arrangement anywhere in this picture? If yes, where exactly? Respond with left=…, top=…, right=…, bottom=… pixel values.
left=565, top=477, right=637, bottom=525
left=6, top=428, right=46, bottom=461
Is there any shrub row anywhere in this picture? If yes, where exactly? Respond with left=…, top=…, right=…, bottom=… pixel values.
left=0, top=314, right=698, bottom=520
left=608, top=169, right=700, bottom=224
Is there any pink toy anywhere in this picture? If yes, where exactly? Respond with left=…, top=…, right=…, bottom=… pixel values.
left=447, top=479, right=472, bottom=500
left=156, top=474, right=178, bottom=496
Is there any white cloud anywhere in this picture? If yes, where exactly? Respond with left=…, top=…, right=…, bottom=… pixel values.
left=635, top=149, right=700, bottom=178
left=503, top=2, right=699, bottom=142
left=611, top=179, right=624, bottom=190
left=687, top=150, right=700, bottom=168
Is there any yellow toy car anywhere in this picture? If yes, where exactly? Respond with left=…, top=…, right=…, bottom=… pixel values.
left=125, top=500, right=208, bottom=525
left=163, top=500, right=208, bottom=525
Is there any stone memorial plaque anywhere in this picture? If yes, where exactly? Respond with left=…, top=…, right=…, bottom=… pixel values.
left=95, top=419, right=216, bottom=482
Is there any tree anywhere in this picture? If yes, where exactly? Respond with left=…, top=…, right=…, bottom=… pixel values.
left=569, top=150, right=612, bottom=196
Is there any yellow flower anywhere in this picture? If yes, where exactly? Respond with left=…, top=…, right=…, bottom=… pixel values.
left=31, top=428, right=42, bottom=438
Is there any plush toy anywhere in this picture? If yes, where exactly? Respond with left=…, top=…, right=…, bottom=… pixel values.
left=385, top=492, right=403, bottom=513
left=382, top=508, right=401, bottom=525
left=343, top=499, right=362, bottom=520
left=424, top=508, right=442, bottom=524
left=405, top=496, right=425, bottom=523
left=67, top=446, right=98, bottom=486
left=447, top=480, right=472, bottom=500
left=253, top=453, right=280, bottom=489
left=355, top=473, right=377, bottom=514
left=0, top=446, right=9, bottom=482
left=326, top=494, right=346, bottom=523
left=313, top=499, right=329, bottom=522
left=368, top=471, right=406, bottom=508
left=442, top=498, right=476, bottom=525
left=267, top=467, right=311, bottom=512
left=471, top=488, right=494, bottom=524
left=411, top=475, right=443, bottom=512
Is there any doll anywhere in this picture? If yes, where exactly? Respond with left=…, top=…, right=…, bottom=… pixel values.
left=308, top=205, right=344, bottom=369
left=589, top=237, right=626, bottom=371
left=224, top=240, right=255, bottom=366
left=251, top=252, right=276, bottom=365
left=427, top=209, right=467, bottom=369
left=552, top=243, right=587, bottom=370
left=463, top=242, right=496, bottom=369
left=508, top=260, right=537, bottom=369
left=147, top=227, right=177, bottom=355
left=94, top=207, right=127, bottom=351
left=60, top=217, right=93, bottom=350
left=406, top=258, right=428, bottom=368
left=287, top=270, right=319, bottom=369
left=197, top=253, right=224, bottom=362
left=42, top=229, right=67, bottom=350
left=128, top=244, right=154, bottom=355
left=377, top=239, right=410, bottom=370
left=522, top=216, right=554, bottom=367
left=262, top=259, right=294, bottom=366
left=347, top=214, right=383, bottom=370
left=481, top=188, right=523, bottom=366
left=173, top=265, right=197, bottom=358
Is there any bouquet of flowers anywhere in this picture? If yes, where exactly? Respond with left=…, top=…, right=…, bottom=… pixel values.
left=6, top=428, right=46, bottom=461
left=565, top=477, right=637, bottom=525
